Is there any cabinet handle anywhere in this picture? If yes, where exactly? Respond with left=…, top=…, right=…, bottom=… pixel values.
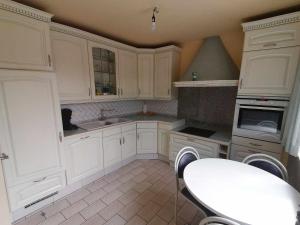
left=120, top=138, right=122, bottom=145
left=80, top=136, right=90, bottom=140
left=239, top=79, right=243, bottom=89
left=59, top=132, right=63, bottom=142
left=48, top=54, right=52, bottom=67
left=249, top=142, right=262, bottom=147
left=33, top=176, right=47, bottom=183
left=263, top=42, right=277, bottom=48
left=0, top=153, right=9, bottom=160
left=123, top=137, right=125, bottom=144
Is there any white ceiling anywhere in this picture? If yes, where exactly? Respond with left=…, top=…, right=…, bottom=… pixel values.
left=15, top=0, right=300, bottom=47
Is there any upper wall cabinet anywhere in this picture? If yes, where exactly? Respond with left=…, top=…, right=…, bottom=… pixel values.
left=51, top=31, right=91, bottom=103
left=138, top=54, right=154, bottom=99
left=118, top=50, right=138, bottom=99
left=0, top=3, right=53, bottom=71
left=88, top=41, right=119, bottom=100
left=154, top=50, right=180, bottom=100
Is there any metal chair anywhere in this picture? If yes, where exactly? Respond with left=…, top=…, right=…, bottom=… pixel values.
left=199, top=216, right=241, bottom=225
left=174, top=147, right=215, bottom=224
left=242, top=153, right=288, bottom=181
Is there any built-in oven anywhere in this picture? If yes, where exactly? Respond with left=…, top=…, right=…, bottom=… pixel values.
left=233, top=98, right=289, bottom=143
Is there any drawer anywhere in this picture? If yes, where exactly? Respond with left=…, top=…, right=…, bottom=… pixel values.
left=8, top=172, right=66, bottom=211
left=137, top=122, right=157, bottom=129
left=121, top=123, right=136, bottom=132
left=103, top=126, right=121, bottom=137
left=232, top=136, right=282, bottom=154
left=244, top=23, right=300, bottom=51
left=230, top=144, right=280, bottom=162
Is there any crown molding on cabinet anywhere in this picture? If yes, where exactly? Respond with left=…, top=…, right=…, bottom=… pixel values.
left=0, top=0, right=53, bottom=22
left=50, top=22, right=181, bottom=53
left=242, top=11, right=300, bottom=32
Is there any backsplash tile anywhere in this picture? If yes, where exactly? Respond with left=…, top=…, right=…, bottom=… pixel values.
left=62, top=101, right=143, bottom=123
left=145, top=100, right=178, bottom=116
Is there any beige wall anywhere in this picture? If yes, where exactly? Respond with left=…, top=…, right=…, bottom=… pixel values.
left=179, top=29, right=244, bottom=76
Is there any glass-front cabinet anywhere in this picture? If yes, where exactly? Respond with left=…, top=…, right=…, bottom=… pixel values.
left=88, top=41, right=119, bottom=99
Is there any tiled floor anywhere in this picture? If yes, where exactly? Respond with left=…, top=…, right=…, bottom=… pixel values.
left=15, top=160, right=205, bottom=225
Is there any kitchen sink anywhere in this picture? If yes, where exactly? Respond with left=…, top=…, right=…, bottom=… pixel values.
left=77, top=118, right=129, bottom=131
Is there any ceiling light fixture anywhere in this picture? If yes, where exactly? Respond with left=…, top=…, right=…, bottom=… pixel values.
left=152, top=7, right=159, bottom=31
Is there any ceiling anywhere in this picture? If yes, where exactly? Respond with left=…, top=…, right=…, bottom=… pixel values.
left=15, top=0, right=300, bottom=47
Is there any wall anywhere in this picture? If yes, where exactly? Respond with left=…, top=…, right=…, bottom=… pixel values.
left=178, top=87, right=238, bottom=126
left=145, top=100, right=178, bottom=116
left=179, top=29, right=244, bottom=76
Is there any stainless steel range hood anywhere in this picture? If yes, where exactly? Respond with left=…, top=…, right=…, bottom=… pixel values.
left=174, top=36, right=239, bottom=87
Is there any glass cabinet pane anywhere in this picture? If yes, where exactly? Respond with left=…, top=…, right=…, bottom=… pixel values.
left=92, top=47, right=117, bottom=96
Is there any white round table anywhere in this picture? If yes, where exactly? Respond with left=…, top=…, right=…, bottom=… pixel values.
left=183, top=158, right=300, bottom=225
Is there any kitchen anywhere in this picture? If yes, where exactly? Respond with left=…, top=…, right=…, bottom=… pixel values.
left=0, top=0, right=300, bottom=225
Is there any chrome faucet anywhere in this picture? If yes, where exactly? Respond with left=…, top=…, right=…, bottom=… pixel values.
left=98, top=108, right=114, bottom=120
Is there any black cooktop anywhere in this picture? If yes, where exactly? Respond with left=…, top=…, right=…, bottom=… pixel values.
left=179, top=127, right=215, bottom=138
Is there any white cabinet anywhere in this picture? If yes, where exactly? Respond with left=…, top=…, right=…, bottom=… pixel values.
left=238, top=47, right=299, bottom=97
left=64, top=132, right=103, bottom=184
left=50, top=31, right=91, bottom=103
left=103, top=127, right=122, bottom=168
left=154, top=50, right=180, bottom=99
left=0, top=8, right=52, bottom=71
left=137, top=122, right=157, bottom=154
left=138, top=54, right=154, bottom=99
left=121, top=123, right=137, bottom=160
left=0, top=70, right=64, bottom=211
left=118, top=50, right=138, bottom=99
left=158, top=128, right=169, bottom=157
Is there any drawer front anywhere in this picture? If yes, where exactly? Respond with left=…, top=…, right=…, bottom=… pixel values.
left=137, top=122, right=157, bottom=129
left=244, top=23, right=300, bottom=51
left=8, top=172, right=66, bottom=211
left=121, top=123, right=136, bottom=132
left=103, top=126, right=121, bottom=137
left=169, top=134, right=219, bottom=161
left=230, top=144, right=280, bottom=162
left=232, top=136, right=282, bottom=154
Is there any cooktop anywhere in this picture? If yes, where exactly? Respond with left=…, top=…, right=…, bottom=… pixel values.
left=179, top=127, right=215, bottom=138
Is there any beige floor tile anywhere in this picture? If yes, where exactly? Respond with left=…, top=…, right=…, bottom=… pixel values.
left=178, top=202, right=198, bottom=223
left=118, top=180, right=137, bottom=193
left=125, top=215, right=146, bottom=225
left=118, top=201, right=143, bottom=221
left=152, top=190, right=172, bottom=206
left=60, top=213, right=85, bottom=225
left=84, top=188, right=107, bottom=204
left=86, top=179, right=108, bottom=192
left=103, top=180, right=122, bottom=193
left=98, top=200, right=124, bottom=220
left=148, top=216, right=168, bottom=225
left=81, top=214, right=106, bottom=225
left=118, top=190, right=140, bottom=205
left=103, top=215, right=126, bottom=225
left=101, top=190, right=124, bottom=205
left=157, top=202, right=175, bottom=223
left=38, top=213, right=65, bottom=225
left=135, top=190, right=155, bottom=206
left=41, top=199, right=70, bottom=218
left=131, top=167, right=145, bottom=176
left=149, top=180, right=166, bottom=193
left=66, top=188, right=90, bottom=204
left=104, top=172, right=121, bottom=183
left=132, top=173, right=147, bottom=183
left=61, top=200, right=88, bottom=219
left=80, top=199, right=107, bottom=219
left=133, top=181, right=151, bottom=193
left=137, top=201, right=161, bottom=222
left=16, top=212, right=45, bottom=225
left=118, top=173, right=134, bottom=183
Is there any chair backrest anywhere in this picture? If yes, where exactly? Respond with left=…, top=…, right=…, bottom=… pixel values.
left=199, top=216, right=241, bottom=225
left=175, top=146, right=200, bottom=179
left=242, top=153, right=288, bottom=181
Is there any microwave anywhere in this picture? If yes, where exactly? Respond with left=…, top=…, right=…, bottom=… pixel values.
left=232, top=98, right=289, bottom=143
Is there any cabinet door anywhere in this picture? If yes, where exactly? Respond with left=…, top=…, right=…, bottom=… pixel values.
left=137, top=129, right=157, bottom=154
left=103, top=132, right=122, bottom=168
left=51, top=31, right=91, bottom=102
left=158, top=129, right=169, bottom=157
left=88, top=41, right=119, bottom=100
left=239, top=47, right=300, bottom=97
left=154, top=52, right=172, bottom=99
left=122, top=129, right=137, bottom=160
left=138, top=54, right=154, bottom=99
left=0, top=71, right=63, bottom=187
left=65, top=133, right=103, bottom=184
left=118, top=50, right=138, bottom=98
left=0, top=9, right=52, bottom=71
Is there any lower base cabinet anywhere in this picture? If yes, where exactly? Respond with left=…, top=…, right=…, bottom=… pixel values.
left=121, top=124, right=137, bottom=160
left=103, top=127, right=122, bottom=168
left=64, top=132, right=103, bottom=184
left=137, top=122, right=158, bottom=154
left=158, top=128, right=169, bottom=157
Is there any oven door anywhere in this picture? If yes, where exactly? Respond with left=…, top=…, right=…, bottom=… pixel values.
left=233, top=102, right=287, bottom=143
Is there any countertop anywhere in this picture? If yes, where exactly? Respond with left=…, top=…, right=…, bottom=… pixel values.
left=170, top=119, right=232, bottom=146
left=64, top=113, right=184, bottom=138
